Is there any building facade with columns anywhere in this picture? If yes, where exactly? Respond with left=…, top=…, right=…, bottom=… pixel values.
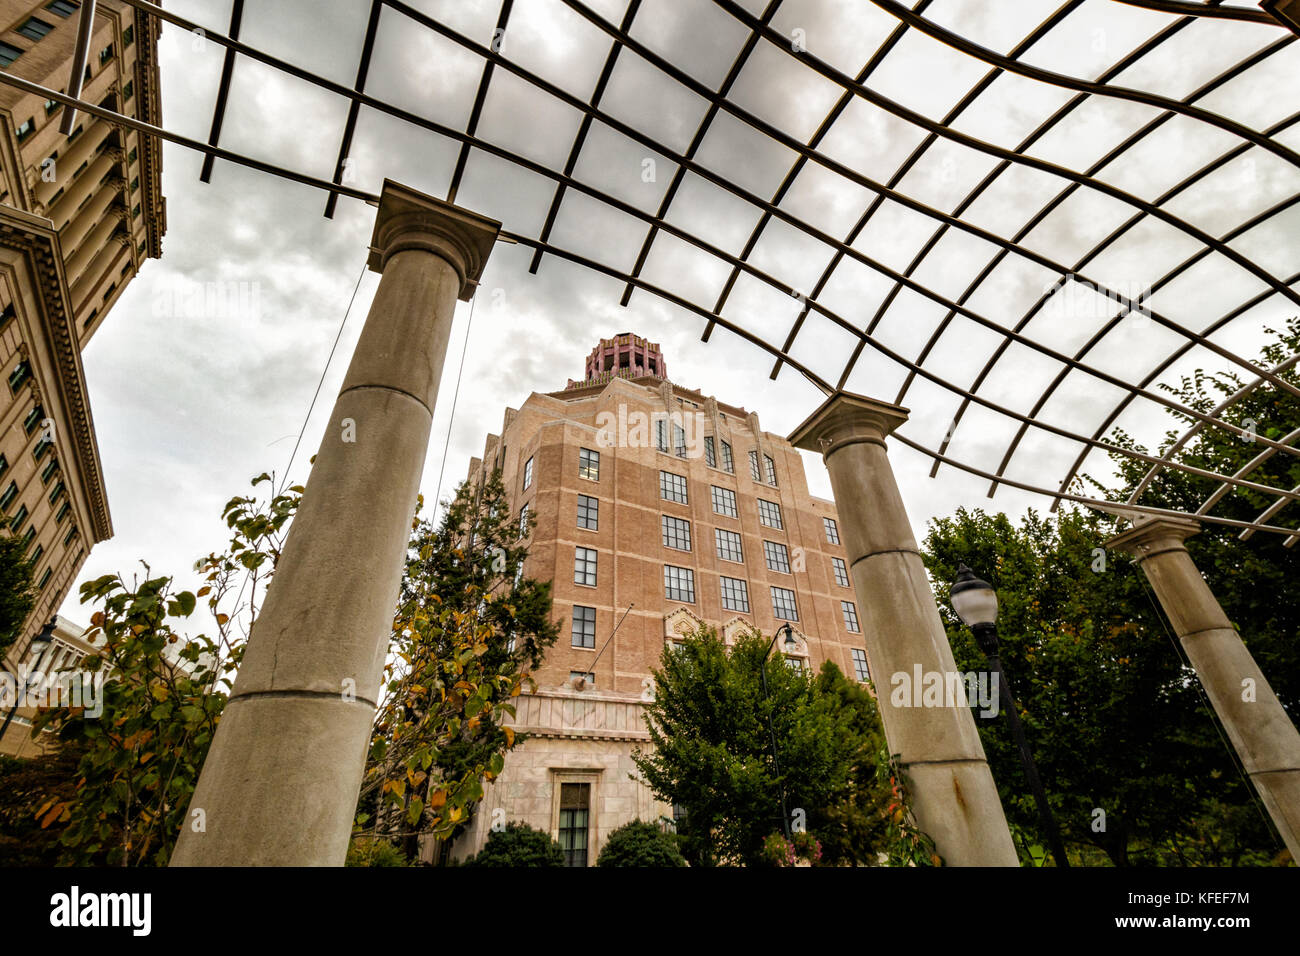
left=0, top=0, right=164, bottom=735
left=445, top=333, right=874, bottom=865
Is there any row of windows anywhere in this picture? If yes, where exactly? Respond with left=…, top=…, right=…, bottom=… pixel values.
left=564, top=448, right=838, bottom=545
left=570, top=599, right=868, bottom=679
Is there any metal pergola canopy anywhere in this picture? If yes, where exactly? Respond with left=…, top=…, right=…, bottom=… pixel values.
left=6, top=0, right=1300, bottom=541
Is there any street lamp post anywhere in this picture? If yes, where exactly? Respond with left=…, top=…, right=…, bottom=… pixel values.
left=0, top=618, right=57, bottom=750
left=760, top=623, right=799, bottom=840
left=950, top=565, right=1070, bottom=868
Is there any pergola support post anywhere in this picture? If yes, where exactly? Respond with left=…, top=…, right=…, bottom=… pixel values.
left=1107, top=515, right=1300, bottom=860
left=171, top=181, right=499, bottom=866
left=790, top=391, right=1019, bottom=866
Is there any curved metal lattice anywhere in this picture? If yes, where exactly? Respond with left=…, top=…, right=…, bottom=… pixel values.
left=5, top=0, right=1299, bottom=539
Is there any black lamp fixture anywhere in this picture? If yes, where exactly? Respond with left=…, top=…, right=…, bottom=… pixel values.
left=949, top=565, right=1070, bottom=868
left=761, top=623, right=799, bottom=840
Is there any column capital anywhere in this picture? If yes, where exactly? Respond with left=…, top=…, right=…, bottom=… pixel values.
left=788, top=390, right=910, bottom=457
left=367, top=179, right=500, bottom=300
left=1105, top=513, right=1200, bottom=559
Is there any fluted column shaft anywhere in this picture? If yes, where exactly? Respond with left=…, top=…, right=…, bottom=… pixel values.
left=170, top=182, right=499, bottom=866
left=790, top=392, right=1018, bottom=865
left=1108, top=517, right=1300, bottom=859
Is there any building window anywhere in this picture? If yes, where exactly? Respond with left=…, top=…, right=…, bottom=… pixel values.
left=37, top=568, right=52, bottom=591
left=661, top=514, right=691, bottom=552
left=569, top=671, right=594, bottom=688
left=48, top=481, right=65, bottom=505
left=55, top=501, right=70, bottom=524
left=23, top=405, right=44, bottom=435
left=659, top=470, right=687, bottom=505
left=16, top=117, right=36, bottom=142
left=704, top=435, right=716, bottom=468
left=763, top=540, right=791, bottom=574
left=832, top=556, right=850, bottom=588
left=98, top=43, right=113, bottom=66
left=757, top=498, right=783, bottom=530
left=46, top=1, right=80, bottom=17
left=0, top=42, right=23, bottom=67
left=522, top=455, right=533, bottom=490
left=9, top=360, right=32, bottom=392
left=0, top=302, right=14, bottom=329
left=720, top=440, right=734, bottom=474
left=771, top=585, right=798, bottom=622
left=40, top=459, right=58, bottom=484
left=558, top=782, right=591, bottom=867
left=576, top=493, right=598, bottom=530
left=131, top=203, right=141, bottom=218
left=128, top=146, right=138, bottom=164
left=518, top=503, right=529, bottom=538
left=30, top=543, right=42, bottom=564
left=578, top=447, right=599, bottom=480
left=44, top=98, right=59, bottom=115
left=850, top=647, right=870, bottom=683
left=786, top=657, right=805, bottom=674
left=664, top=564, right=695, bottom=603
left=33, top=437, right=52, bottom=461
left=710, top=485, right=737, bottom=518
left=10, top=504, right=29, bottom=533
left=137, top=240, right=147, bottom=256
left=672, top=422, right=687, bottom=458
left=720, top=575, right=750, bottom=613
left=0, top=455, right=7, bottom=480
left=571, top=605, right=596, bottom=649
left=0, top=481, right=17, bottom=512
left=842, top=600, right=861, bottom=633
left=655, top=418, right=668, bottom=453
left=574, top=546, right=597, bottom=587
left=64, top=525, right=78, bottom=546
left=824, top=516, right=840, bottom=544
left=715, top=528, right=743, bottom=563
left=748, top=450, right=761, bottom=481
left=67, top=124, right=83, bottom=141
left=17, top=17, right=55, bottom=40
left=123, top=24, right=134, bottom=47
left=764, top=454, right=778, bottom=486
left=20, top=526, right=35, bottom=550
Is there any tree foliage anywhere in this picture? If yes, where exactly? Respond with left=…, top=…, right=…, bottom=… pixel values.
left=30, top=474, right=300, bottom=865
left=358, top=468, right=559, bottom=859
left=632, top=627, right=910, bottom=866
left=462, top=821, right=564, bottom=867
left=0, top=530, right=38, bottom=663
left=596, top=820, right=687, bottom=867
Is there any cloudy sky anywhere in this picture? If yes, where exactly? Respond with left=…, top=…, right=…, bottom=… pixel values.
left=58, top=0, right=1300, bottom=626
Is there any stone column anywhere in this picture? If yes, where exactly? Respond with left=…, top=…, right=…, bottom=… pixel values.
left=790, top=391, right=1019, bottom=866
left=171, top=181, right=499, bottom=866
left=1107, top=515, right=1300, bottom=859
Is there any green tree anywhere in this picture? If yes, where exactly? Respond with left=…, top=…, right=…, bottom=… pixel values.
left=0, top=531, right=38, bottom=662
left=358, top=468, right=559, bottom=861
left=462, top=821, right=564, bottom=867
left=633, top=627, right=906, bottom=866
left=922, top=506, right=1274, bottom=865
left=596, top=820, right=687, bottom=867
left=29, top=473, right=299, bottom=865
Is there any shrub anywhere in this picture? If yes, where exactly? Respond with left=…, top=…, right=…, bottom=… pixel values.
left=596, top=820, right=687, bottom=867
left=346, top=837, right=411, bottom=867
left=463, top=822, right=564, bottom=867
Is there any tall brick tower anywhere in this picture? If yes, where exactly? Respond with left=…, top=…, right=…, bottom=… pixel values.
left=448, top=334, right=870, bottom=865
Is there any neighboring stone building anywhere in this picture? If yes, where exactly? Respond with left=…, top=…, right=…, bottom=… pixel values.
left=0, top=612, right=97, bottom=756
left=446, top=333, right=871, bottom=865
left=0, top=1, right=164, bottom=721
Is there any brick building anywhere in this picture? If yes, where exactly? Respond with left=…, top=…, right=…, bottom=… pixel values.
left=0, top=0, right=165, bottom=755
left=446, top=333, right=871, bottom=865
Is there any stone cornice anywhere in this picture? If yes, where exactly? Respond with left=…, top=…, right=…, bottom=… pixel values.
left=0, top=207, right=112, bottom=542
left=788, top=390, right=911, bottom=456
left=131, top=3, right=166, bottom=259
